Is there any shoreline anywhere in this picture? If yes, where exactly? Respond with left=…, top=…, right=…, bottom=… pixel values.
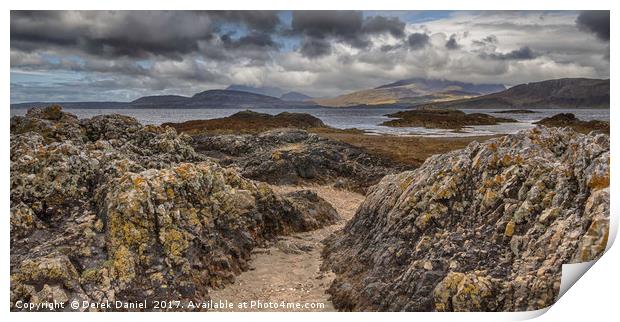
left=9, top=106, right=609, bottom=132
left=309, top=127, right=501, bottom=167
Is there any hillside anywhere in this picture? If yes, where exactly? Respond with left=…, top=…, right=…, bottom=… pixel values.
left=314, top=78, right=505, bottom=107
left=418, top=78, right=610, bottom=109
left=129, top=95, right=189, bottom=108
left=187, top=89, right=288, bottom=108
left=225, top=84, right=287, bottom=97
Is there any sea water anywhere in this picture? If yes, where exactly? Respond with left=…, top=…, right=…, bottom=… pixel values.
left=10, top=106, right=609, bottom=138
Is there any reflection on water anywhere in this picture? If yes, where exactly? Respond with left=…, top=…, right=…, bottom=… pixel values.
left=10, top=106, right=609, bottom=138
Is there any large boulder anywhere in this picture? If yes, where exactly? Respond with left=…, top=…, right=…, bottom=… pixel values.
left=11, top=106, right=339, bottom=311
left=323, top=126, right=609, bottom=311
left=11, top=105, right=85, bottom=143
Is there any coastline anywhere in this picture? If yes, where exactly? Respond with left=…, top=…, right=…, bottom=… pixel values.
left=9, top=105, right=611, bottom=312
left=9, top=106, right=610, bottom=137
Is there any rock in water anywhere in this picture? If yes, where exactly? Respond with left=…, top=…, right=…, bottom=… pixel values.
left=163, top=110, right=328, bottom=135
left=534, top=113, right=609, bottom=134
left=10, top=106, right=339, bottom=311
left=381, top=107, right=517, bottom=130
left=323, top=126, right=609, bottom=311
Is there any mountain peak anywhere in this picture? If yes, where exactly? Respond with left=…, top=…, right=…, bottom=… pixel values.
left=225, top=84, right=286, bottom=98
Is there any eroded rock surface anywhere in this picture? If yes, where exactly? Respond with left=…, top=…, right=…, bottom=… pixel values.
left=323, top=126, right=609, bottom=311
left=11, top=106, right=339, bottom=311
left=191, top=129, right=405, bottom=194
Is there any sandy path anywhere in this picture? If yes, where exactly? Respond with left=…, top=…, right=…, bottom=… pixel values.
left=208, top=185, right=364, bottom=312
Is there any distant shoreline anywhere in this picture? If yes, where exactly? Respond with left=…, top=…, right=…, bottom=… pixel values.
left=9, top=103, right=611, bottom=110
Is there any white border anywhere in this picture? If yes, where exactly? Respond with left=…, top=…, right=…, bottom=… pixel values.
left=3, top=1, right=617, bottom=321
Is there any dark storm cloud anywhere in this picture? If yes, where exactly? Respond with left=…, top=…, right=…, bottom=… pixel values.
left=445, top=34, right=459, bottom=50
left=407, top=33, right=430, bottom=50
left=576, top=11, right=610, bottom=42
left=11, top=11, right=87, bottom=50
left=482, top=46, right=538, bottom=60
left=221, top=32, right=279, bottom=50
left=11, top=11, right=210, bottom=58
left=10, top=11, right=282, bottom=59
left=291, top=11, right=364, bottom=39
left=213, top=11, right=281, bottom=32
left=299, top=38, right=332, bottom=58
left=290, top=11, right=406, bottom=57
left=79, top=35, right=205, bottom=60
left=362, top=15, right=406, bottom=38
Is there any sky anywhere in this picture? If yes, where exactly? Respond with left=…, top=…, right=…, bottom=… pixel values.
left=10, top=10, right=610, bottom=103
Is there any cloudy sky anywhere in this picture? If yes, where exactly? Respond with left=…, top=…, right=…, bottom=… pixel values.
left=10, top=10, right=610, bottom=103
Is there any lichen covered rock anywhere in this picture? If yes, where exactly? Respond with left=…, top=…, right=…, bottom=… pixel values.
left=323, top=126, right=609, bottom=311
left=11, top=106, right=339, bottom=311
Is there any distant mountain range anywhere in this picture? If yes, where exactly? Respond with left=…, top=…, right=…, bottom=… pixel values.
left=313, top=78, right=506, bottom=107
left=11, top=78, right=609, bottom=110
left=11, top=90, right=318, bottom=110
left=415, top=78, right=610, bottom=109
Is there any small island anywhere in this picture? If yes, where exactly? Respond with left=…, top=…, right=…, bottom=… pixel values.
left=381, top=107, right=517, bottom=130
left=534, top=113, right=609, bottom=134
left=162, top=110, right=327, bottom=135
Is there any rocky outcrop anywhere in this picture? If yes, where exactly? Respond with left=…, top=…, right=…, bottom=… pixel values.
left=323, top=126, right=609, bottom=311
left=163, top=110, right=327, bottom=135
left=11, top=106, right=339, bottom=311
left=534, top=113, right=609, bottom=134
left=381, top=107, right=517, bottom=130
left=191, top=129, right=405, bottom=193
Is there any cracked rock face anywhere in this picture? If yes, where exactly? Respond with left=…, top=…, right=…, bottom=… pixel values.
left=323, top=126, right=609, bottom=312
left=11, top=106, right=339, bottom=311
left=192, top=129, right=404, bottom=194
